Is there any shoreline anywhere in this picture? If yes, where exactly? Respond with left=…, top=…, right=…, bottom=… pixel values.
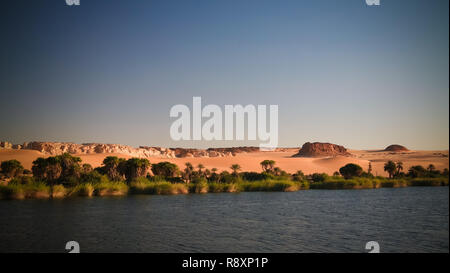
left=1, top=177, right=448, bottom=200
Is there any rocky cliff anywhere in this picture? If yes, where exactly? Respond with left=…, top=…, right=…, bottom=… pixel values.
left=1, top=141, right=262, bottom=158
left=292, top=142, right=352, bottom=157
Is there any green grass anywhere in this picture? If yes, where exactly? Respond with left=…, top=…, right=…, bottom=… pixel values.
left=408, top=177, right=449, bottom=187
left=69, top=183, right=95, bottom=197
left=130, top=180, right=188, bottom=195
left=0, top=176, right=447, bottom=200
left=309, top=177, right=449, bottom=189
left=93, top=181, right=129, bottom=196
left=51, top=184, right=66, bottom=198
left=207, top=182, right=239, bottom=193
left=189, top=182, right=209, bottom=193
left=0, top=182, right=50, bottom=199
left=237, top=180, right=304, bottom=192
left=310, top=177, right=380, bottom=189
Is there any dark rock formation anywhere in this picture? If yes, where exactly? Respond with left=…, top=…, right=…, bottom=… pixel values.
left=384, top=144, right=409, bottom=152
left=292, top=142, right=352, bottom=157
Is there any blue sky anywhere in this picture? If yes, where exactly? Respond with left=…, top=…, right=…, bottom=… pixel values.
left=0, top=0, right=448, bottom=150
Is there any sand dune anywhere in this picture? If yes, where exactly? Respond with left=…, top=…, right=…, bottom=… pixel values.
left=1, top=148, right=448, bottom=177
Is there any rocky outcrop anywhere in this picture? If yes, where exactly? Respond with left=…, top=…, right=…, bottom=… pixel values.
left=18, top=142, right=180, bottom=158
left=1, top=140, right=263, bottom=158
left=384, top=144, right=409, bottom=152
left=292, top=142, right=352, bottom=157
left=0, top=141, right=13, bottom=149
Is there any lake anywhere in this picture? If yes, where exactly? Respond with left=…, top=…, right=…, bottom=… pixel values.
left=0, top=187, right=448, bottom=253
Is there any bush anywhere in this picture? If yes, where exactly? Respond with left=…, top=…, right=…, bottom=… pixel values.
left=9, top=176, right=36, bottom=185
left=0, top=160, right=24, bottom=178
left=80, top=171, right=110, bottom=184
left=151, top=162, right=179, bottom=178
left=241, top=172, right=274, bottom=181
left=311, top=173, right=328, bottom=183
left=339, top=164, right=363, bottom=179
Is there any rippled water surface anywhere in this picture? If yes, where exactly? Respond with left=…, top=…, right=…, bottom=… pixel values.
left=0, top=187, right=448, bottom=252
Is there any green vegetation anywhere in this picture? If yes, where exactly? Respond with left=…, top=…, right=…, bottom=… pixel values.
left=0, top=160, right=24, bottom=178
left=0, top=180, right=50, bottom=199
left=130, top=178, right=188, bottom=195
left=339, top=163, right=363, bottom=179
left=0, top=156, right=448, bottom=200
left=384, top=161, right=397, bottom=178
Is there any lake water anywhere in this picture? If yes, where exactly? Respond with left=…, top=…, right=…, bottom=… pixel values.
left=0, top=187, right=448, bottom=253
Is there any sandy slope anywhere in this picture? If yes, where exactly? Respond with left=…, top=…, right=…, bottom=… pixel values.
left=1, top=148, right=448, bottom=177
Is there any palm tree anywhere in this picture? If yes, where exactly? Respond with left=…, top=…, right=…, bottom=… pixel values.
left=273, top=167, right=281, bottom=176
left=122, top=158, right=151, bottom=181
left=102, top=156, right=124, bottom=181
left=230, top=164, right=241, bottom=177
left=197, top=164, right=205, bottom=173
left=204, top=169, right=211, bottom=179
left=368, top=162, right=372, bottom=175
left=396, top=162, right=403, bottom=176
left=427, top=164, right=436, bottom=172
left=260, top=160, right=276, bottom=173
left=210, top=168, right=219, bottom=183
left=268, top=160, right=275, bottom=171
left=384, top=161, right=396, bottom=179
left=183, top=162, right=194, bottom=183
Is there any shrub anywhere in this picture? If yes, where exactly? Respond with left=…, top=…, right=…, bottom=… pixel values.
left=241, top=172, right=273, bottom=181
left=408, top=165, right=427, bottom=178
left=80, top=171, right=110, bottom=184
left=0, top=160, right=24, bottom=178
left=311, top=173, right=328, bottom=182
left=292, top=170, right=306, bottom=182
left=9, top=176, right=36, bottom=185
left=151, top=162, right=179, bottom=178
left=339, top=164, right=363, bottom=179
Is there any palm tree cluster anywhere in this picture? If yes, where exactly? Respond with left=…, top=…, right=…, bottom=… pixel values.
left=383, top=160, right=446, bottom=178
left=1, top=155, right=448, bottom=186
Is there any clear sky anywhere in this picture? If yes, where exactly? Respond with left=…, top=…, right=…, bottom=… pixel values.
left=0, top=0, right=448, bottom=150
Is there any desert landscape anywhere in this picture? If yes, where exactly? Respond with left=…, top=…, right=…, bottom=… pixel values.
left=1, top=141, right=448, bottom=177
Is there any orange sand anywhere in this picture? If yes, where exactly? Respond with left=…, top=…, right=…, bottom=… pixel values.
left=1, top=148, right=448, bottom=177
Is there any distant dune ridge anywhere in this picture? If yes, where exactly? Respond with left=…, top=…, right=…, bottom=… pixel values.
left=292, top=142, right=352, bottom=157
